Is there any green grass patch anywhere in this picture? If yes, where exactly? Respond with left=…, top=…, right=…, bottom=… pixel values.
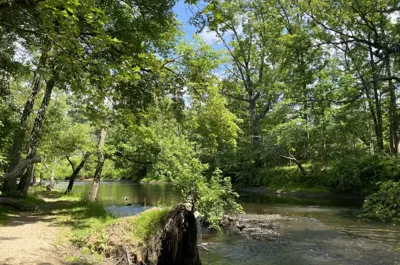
left=0, top=205, right=15, bottom=226
left=72, top=207, right=171, bottom=257
left=129, top=207, right=171, bottom=243
left=1, top=189, right=172, bottom=261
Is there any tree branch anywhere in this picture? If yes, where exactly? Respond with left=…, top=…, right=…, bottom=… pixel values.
left=221, top=91, right=249, bottom=102
left=0, top=0, right=42, bottom=12
left=3, top=156, right=41, bottom=181
left=65, top=154, right=75, bottom=172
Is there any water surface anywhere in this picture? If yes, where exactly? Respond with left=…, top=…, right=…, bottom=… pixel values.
left=56, top=182, right=400, bottom=265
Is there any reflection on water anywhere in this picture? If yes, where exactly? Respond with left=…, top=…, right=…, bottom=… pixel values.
left=56, top=181, right=181, bottom=206
left=106, top=205, right=153, bottom=217
left=55, top=182, right=400, bottom=265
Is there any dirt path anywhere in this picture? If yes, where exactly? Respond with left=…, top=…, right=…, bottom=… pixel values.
left=0, top=193, right=111, bottom=265
left=0, top=212, right=66, bottom=265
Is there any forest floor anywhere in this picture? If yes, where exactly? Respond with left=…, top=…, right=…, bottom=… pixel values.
left=0, top=191, right=111, bottom=265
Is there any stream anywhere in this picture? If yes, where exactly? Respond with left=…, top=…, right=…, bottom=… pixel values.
left=55, top=181, right=400, bottom=265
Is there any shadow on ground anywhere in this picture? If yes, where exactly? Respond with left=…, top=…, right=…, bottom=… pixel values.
left=0, top=190, right=112, bottom=265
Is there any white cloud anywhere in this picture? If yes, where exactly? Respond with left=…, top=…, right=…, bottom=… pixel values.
left=389, top=11, right=400, bottom=24
left=198, top=27, right=219, bottom=44
left=13, top=40, right=33, bottom=65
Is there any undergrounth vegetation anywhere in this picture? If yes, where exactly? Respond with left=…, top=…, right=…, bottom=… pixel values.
left=3, top=190, right=179, bottom=264
left=245, top=155, right=400, bottom=194
left=360, top=181, right=400, bottom=224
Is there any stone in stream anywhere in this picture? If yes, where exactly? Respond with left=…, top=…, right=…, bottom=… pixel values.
left=221, top=214, right=292, bottom=240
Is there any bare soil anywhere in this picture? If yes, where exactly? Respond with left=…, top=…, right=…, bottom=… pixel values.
left=0, top=194, right=110, bottom=265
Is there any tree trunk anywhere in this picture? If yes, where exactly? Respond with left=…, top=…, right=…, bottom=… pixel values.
left=48, top=157, right=57, bottom=189
left=387, top=57, right=398, bottom=155
left=156, top=205, right=201, bottom=265
left=279, top=153, right=307, bottom=177
left=369, top=46, right=384, bottom=151
left=0, top=198, right=34, bottom=211
left=88, top=128, right=107, bottom=202
left=30, top=166, right=36, bottom=185
left=18, top=77, right=55, bottom=195
left=2, top=156, right=41, bottom=195
left=65, top=153, right=90, bottom=194
left=2, top=73, right=42, bottom=194
left=362, top=83, right=377, bottom=155
left=39, top=169, right=44, bottom=187
left=249, top=97, right=262, bottom=168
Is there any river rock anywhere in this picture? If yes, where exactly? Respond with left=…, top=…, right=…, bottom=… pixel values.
left=221, top=214, right=292, bottom=240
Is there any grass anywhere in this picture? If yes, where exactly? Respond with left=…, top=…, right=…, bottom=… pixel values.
left=128, top=207, right=171, bottom=242
left=0, top=192, right=47, bottom=226
left=0, top=188, right=173, bottom=263
left=72, top=207, right=171, bottom=259
left=0, top=205, right=14, bottom=225
left=29, top=189, right=171, bottom=259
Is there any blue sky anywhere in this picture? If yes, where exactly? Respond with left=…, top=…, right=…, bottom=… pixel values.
left=172, top=0, right=219, bottom=45
left=173, top=1, right=197, bottom=39
left=173, top=0, right=227, bottom=76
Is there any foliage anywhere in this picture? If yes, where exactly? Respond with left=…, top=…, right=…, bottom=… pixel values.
left=361, top=181, right=400, bottom=224
left=196, top=169, right=243, bottom=228
left=1, top=0, right=400, bottom=229
left=140, top=114, right=243, bottom=228
left=326, top=155, right=400, bottom=193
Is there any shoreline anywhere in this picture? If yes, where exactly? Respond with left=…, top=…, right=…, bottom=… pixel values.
left=240, top=186, right=365, bottom=200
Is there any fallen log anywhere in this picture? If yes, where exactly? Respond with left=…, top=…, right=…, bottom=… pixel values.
left=0, top=198, right=34, bottom=211
left=3, top=156, right=41, bottom=181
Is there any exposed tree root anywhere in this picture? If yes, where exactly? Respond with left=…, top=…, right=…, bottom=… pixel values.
left=0, top=198, right=34, bottom=211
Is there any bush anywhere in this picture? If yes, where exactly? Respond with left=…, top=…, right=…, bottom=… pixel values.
left=326, top=155, right=391, bottom=193
left=254, top=164, right=321, bottom=190
left=379, top=157, right=400, bottom=182
left=360, top=181, right=400, bottom=223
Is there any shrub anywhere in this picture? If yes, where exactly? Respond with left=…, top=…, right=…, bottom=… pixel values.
left=360, top=181, right=400, bottom=223
left=326, top=155, right=384, bottom=193
left=379, top=157, right=400, bottom=182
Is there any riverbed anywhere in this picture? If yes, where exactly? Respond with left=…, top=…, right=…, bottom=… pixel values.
left=55, top=182, right=400, bottom=265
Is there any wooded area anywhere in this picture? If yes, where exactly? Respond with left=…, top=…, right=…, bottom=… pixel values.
left=0, top=0, right=400, bottom=223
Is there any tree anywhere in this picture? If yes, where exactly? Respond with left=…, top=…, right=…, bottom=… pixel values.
left=195, top=0, right=286, bottom=169
left=1, top=0, right=180, bottom=196
left=300, top=0, right=400, bottom=153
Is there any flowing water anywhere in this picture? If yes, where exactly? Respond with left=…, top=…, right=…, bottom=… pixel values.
left=56, top=182, right=400, bottom=265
